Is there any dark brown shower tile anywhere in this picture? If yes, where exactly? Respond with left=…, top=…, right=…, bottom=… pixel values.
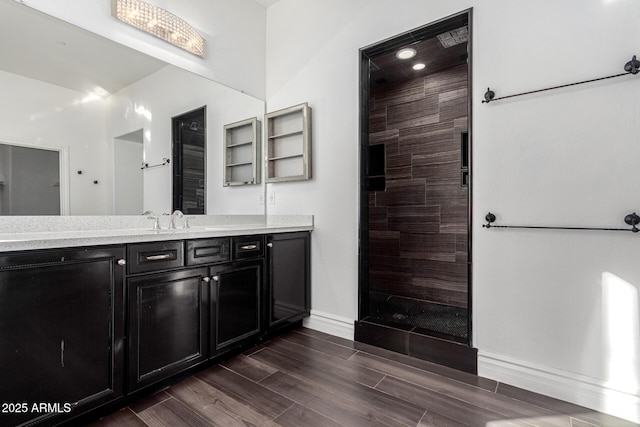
left=369, top=129, right=399, bottom=145
left=400, top=120, right=454, bottom=138
left=369, top=230, right=401, bottom=256
left=412, top=159, right=460, bottom=183
left=368, top=254, right=414, bottom=274
left=387, top=165, right=412, bottom=179
left=386, top=153, right=411, bottom=168
left=374, top=78, right=425, bottom=109
left=369, top=206, right=388, bottom=223
left=454, top=116, right=468, bottom=132
left=375, top=178, right=426, bottom=206
left=424, top=64, right=467, bottom=93
left=439, top=87, right=468, bottom=103
left=399, top=232, right=456, bottom=262
left=369, top=271, right=414, bottom=292
left=369, top=106, right=387, bottom=133
left=440, top=200, right=469, bottom=234
left=387, top=206, right=440, bottom=234
left=411, top=259, right=468, bottom=283
left=424, top=182, right=468, bottom=200
left=387, top=94, right=439, bottom=127
left=413, top=150, right=460, bottom=166
left=440, top=98, right=467, bottom=122
left=398, top=131, right=455, bottom=157
left=388, top=205, right=441, bottom=217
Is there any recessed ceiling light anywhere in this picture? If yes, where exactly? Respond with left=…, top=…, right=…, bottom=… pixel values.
left=412, top=63, right=426, bottom=70
left=396, top=48, right=416, bottom=60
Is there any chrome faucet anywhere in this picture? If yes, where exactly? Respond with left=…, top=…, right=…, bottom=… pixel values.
left=147, top=215, right=161, bottom=231
left=169, top=210, right=184, bottom=229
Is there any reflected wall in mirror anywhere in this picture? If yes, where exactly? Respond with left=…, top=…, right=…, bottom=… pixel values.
left=0, top=1, right=266, bottom=216
left=0, top=142, right=62, bottom=215
left=113, top=130, right=143, bottom=215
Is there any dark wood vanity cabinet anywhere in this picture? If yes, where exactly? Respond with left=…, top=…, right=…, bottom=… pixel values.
left=266, top=232, right=311, bottom=331
left=0, top=246, right=126, bottom=427
left=0, top=230, right=310, bottom=425
left=209, top=259, right=262, bottom=355
left=126, top=267, right=210, bottom=392
left=197, top=235, right=264, bottom=356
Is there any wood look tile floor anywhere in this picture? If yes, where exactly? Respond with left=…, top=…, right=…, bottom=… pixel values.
left=90, top=328, right=638, bottom=427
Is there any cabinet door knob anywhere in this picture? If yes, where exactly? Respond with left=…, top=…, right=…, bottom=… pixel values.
left=267, top=242, right=274, bottom=248
left=202, top=276, right=211, bottom=283
left=212, top=275, right=220, bottom=282
left=117, top=259, right=126, bottom=266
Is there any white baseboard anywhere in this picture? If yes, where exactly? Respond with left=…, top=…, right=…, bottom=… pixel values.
left=478, top=351, right=640, bottom=424
left=302, top=310, right=354, bottom=340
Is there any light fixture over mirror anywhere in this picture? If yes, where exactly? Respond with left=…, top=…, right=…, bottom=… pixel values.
left=113, top=0, right=205, bottom=57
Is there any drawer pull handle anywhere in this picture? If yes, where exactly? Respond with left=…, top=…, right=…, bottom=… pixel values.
left=203, top=276, right=211, bottom=283
left=117, top=259, right=126, bottom=266
left=240, top=244, right=258, bottom=250
left=145, top=254, right=172, bottom=261
left=267, top=242, right=274, bottom=248
left=212, top=275, right=220, bottom=282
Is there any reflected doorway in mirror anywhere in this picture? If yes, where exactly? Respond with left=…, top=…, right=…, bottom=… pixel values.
left=0, top=140, right=68, bottom=215
left=172, top=106, right=206, bottom=214
left=113, top=129, right=144, bottom=215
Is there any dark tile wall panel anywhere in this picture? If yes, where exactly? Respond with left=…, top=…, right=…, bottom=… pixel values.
left=368, top=63, right=468, bottom=309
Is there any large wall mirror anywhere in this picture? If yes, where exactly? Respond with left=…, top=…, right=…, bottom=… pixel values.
left=0, top=1, right=265, bottom=217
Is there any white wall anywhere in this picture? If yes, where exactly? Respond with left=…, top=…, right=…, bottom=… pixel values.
left=106, top=65, right=265, bottom=216
left=113, top=137, right=144, bottom=215
left=0, top=70, right=110, bottom=214
left=265, top=0, right=640, bottom=422
left=20, top=0, right=267, bottom=100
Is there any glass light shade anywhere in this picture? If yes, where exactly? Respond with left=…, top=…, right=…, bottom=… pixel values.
left=114, top=0, right=205, bottom=57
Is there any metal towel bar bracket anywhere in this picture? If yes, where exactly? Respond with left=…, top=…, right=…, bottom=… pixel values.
left=482, top=212, right=639, bottom=233
left=141, top=158, right=171, bottom=170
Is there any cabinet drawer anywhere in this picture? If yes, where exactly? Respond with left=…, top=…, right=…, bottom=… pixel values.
left=128, top=241, right=184, bottom=274
left=232, top=235, right=265, bottom=260
left=187, top=238, right=230, bottom=265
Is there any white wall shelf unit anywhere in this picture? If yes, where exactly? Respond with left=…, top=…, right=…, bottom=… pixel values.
left=223, top=117, right=260, bottom=186
left=265, top=103, right=312, bottom=183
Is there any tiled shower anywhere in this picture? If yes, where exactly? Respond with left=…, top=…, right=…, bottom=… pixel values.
left=366, top=62, right=470, bottom=342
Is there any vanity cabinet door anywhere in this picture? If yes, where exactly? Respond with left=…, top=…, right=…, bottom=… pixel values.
left=210, top=259, right=262, bottom=355
left=127, top=267, right=209, bottom=392
left=0, top=246, right=126, bottom=427
left=266, top=232, right=311, bottom=331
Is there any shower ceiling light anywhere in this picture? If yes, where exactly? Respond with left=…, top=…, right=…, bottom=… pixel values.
left=412, top=63, right=426, bottom=71
left=396, top=47, right=417, bottom=60
left=113, top=0, right=205, bottom=57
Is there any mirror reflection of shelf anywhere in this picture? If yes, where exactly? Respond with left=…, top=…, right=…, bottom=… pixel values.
left=265, top=103, right=312, bottom=183
left=223, top=117, right=260, bottom=186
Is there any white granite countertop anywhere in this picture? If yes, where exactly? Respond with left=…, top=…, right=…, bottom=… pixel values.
left=0, top=215, right=313, bottom=252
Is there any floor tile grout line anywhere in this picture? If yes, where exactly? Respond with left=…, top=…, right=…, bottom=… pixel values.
left=275, top=332, right=582, bottom=422
left=270, top=401, right=297, bottom=423
left=372, top=373, right=388, bottom=389
left=134, top=395, right=215, bottom=427
left=349, top=352, right=576, bottom=424
left=254, top=348, right=428, bottom=426
left=127, top=407, right=153, bottom=427
left=128, top=392, right=173, bottom=416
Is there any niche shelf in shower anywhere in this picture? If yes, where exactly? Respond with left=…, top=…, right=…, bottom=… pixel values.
left=265, top=102, right=312, bottom=183
left=223, top=117, right=260, bottom=186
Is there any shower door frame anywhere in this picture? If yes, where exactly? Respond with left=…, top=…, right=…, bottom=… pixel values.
left=357, top=8, right=475, bottom=370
